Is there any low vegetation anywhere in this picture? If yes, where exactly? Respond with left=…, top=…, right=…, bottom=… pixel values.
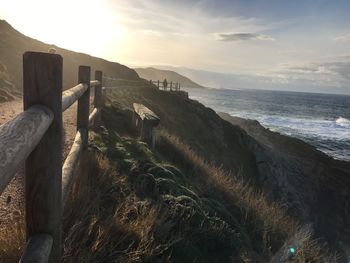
left=61, top=103, right=334, bottom=262
left=0, top=214, right=25, bottom=263
left=0, top=88, right=337, bottom=262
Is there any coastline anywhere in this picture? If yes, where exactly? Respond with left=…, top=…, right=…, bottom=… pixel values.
left=184, top=87, right=350, bottom=162
left=218, top=112, right=347, bottom=163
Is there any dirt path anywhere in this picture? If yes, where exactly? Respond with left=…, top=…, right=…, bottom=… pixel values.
left=0, top=98, right=82, bottom=231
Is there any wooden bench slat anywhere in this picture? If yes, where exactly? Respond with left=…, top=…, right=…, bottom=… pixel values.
left=132, top=103, right=160, bottom=148
left=133, top=103, right=160, bottom=124
left=0, top=105, right=53, bottom=193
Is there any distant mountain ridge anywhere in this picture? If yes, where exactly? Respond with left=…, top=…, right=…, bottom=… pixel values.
left=153, top=65, right=350, bottom=95
left=0, top=20, right=140, bottom=101
left=134, top=67, right=206, bottom=89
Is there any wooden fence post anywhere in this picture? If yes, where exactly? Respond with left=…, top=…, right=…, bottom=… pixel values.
left=77, top=66, right=91, bottom=147
left=23, top=51, right=63, bottom=263
left=157, top=80, right=160, bottom=89
left=94, top=70, right=103, bottom=108
left=94, top=70, right=102, bottom=126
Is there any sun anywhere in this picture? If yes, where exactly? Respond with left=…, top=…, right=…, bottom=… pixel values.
left=0, top=0, right=123, bottom=58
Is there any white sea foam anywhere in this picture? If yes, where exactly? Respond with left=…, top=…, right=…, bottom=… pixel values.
left=249, top=115, right=350, bottom=141
left=336, top=117, right=350, bottom=128
left=187, top=88, right=350, bottom=161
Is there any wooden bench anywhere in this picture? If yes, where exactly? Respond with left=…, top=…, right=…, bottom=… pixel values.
left=133, top=103, right=160, bottom=148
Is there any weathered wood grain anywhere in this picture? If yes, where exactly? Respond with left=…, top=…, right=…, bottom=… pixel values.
left=132, top=103, right=160, bottom=148
left=62, top=83, right=88, bottom=112
left=133, top=103, right=160, bottom=124
left=88, top=108, right=100, bottom=127
left=77, top=66, right=90, bottom=148
left=20, top=234, right=53, bottom=263
left=23, top=51, right=63, bottom=263
left=0, top=105, right=53, bottom=193
left=61, top=128, right=86, bottom=208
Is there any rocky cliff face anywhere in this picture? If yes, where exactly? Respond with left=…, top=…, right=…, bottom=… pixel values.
left=218, top=113, right=350, bottom=249
left=0, top=20, right=140, bottom=99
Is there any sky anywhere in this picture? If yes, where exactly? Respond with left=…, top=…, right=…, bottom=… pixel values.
left=0, top=0, right=350, bottom=94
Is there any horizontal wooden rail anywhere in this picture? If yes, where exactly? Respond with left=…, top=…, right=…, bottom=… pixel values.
left=61, top=128, right=86, bottom=208
left=90, top=80, right=100, bottom=87
left=20, top=234, right=53, bottom=263
left=150, top=80, right=181, bottom=91
left=62, top=84, right=88, bottom=112
left=0, top=51, right=108, bottom=262
left=88, top=108, right=100, bottom=126
left=0, top=105, right=53, bottom=193
left=61, top=80, right=99, bottom=112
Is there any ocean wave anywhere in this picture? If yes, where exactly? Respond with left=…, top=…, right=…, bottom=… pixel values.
left=336, top=117, right=350, bottom=128
left=244, top=114, right=350, bottom=161
left=187, top=89, right=350, bottom=160
left=256, top=115, right=350, bottom=140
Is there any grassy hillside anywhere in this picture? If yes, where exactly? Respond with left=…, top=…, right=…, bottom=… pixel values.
left=61, top=104, right=331, bottom=262
left=0, top=20, right=139, bottom=99
left=134, top=67, right=206, bottom=89
left=103, top=85, right=350, bottom=254
left=0, top=84, right=338, bottom=262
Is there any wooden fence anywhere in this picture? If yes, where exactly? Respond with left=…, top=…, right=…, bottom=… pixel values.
left=102, top=76, right=181, bottom=92
left=150, top=80, right=181, bottom=91
left=0, top=51, right=106, bottom=263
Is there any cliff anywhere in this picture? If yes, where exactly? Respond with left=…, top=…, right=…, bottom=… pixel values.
left=218, top=113, right=350, bottom=248
left=63, top=84, right=348, bottom=261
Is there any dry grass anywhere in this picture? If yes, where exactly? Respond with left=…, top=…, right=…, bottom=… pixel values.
left=0, top=128, right=336, bottom=262
left=0, top=212, right=25, bottom=262
left=157, top=128, right=336, bottom=262
left=63, top=152, right=177, bottom=262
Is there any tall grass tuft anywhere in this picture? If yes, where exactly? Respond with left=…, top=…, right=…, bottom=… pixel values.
left=63, top=152, right=175, bottom=262
left=157, top=128, right=336, bottom=262
left=0, top=211, right=25, bottom=262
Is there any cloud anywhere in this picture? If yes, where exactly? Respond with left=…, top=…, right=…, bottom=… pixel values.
left=218, top=32, right=275, bottom=41
left=334, top=35, right=350, bottom=42
left=262, top=58, right=350, bottom=89
left=289, top=61, right=350, bottom=80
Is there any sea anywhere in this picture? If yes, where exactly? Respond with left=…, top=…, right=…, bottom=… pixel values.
left=184, top=88, right=350, bottom=161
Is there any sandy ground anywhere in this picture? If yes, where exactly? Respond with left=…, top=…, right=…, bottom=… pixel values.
left=0, top=98, right=87, bottom=231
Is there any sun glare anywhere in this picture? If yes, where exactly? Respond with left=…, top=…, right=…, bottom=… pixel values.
left=0, top=0, right=123, bottom=58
